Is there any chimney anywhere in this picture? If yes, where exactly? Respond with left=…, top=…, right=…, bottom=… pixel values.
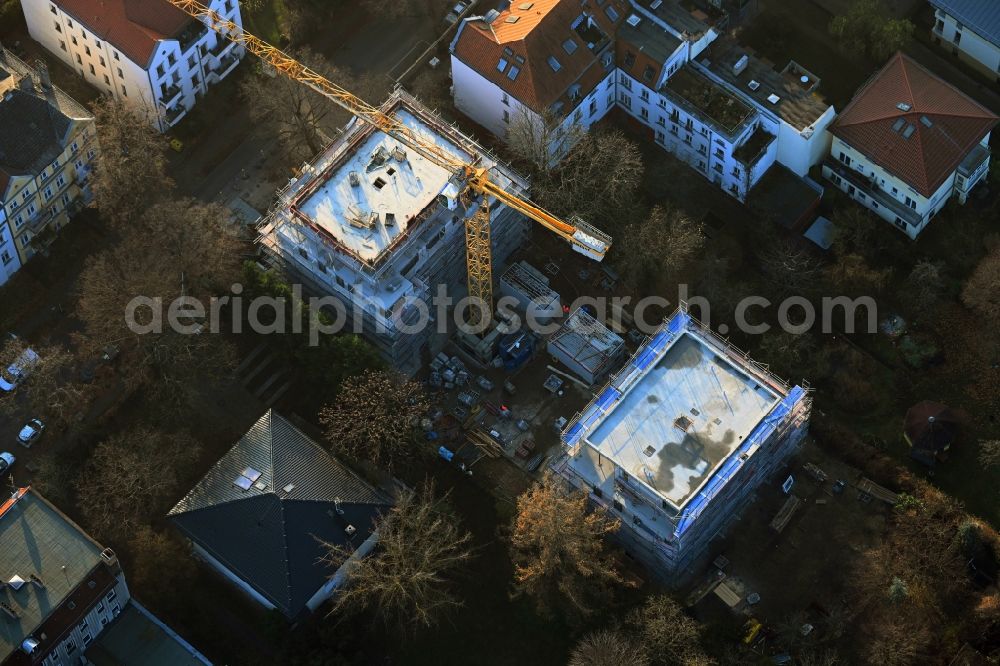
left=32, top=59, right=52, bottom=92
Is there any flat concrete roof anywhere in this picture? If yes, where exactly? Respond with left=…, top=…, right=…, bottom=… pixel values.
left=581, top=332, right=779, bottom=510
left=292, top=107, right=472, bottom=265
left=87, top=602, right=210, bottom=666
left=0, top=489, right=104, bottom=662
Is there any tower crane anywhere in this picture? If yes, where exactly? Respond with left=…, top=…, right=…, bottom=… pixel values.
left=166, top=0, right=611, bottom=326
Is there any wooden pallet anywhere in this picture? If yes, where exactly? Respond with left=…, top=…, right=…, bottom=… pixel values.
left=856, top=477, right=898, bottom=505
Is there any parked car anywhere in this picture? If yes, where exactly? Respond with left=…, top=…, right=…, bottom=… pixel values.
left=0, top=451, right=14, bottom=475
left=0, top=346, right=40, bottom=392
left=17, top=419, right=45, bottom=447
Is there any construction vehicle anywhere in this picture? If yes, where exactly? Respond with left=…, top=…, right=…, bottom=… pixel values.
left=166, top=0, right=611, bottom=335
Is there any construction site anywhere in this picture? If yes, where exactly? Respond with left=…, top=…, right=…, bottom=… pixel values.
left=256, top=88, right=531, bottom=375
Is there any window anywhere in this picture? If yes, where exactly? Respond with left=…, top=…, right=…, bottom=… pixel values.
left=547, top=55, right=561, bottom=72
left=85, top=46, right=91, bottom=56
left=905, top=195, right=916, bottom=209
left=188, top=55, right=196, bottom=68
left=619, top=93, right=631, bottom=109
left=640, top=107, right=648, bottom=120
left=113, top=51, right=119, bottom=61
left=569, top=84, right=581, bottom=101
left=56, top=174, right=65, bottom=187
left=44, top=187, right=52, bottom=200
left=71, top=35, right=77, bottom=46
left=501, top=92, right=509, bottom=106
left=59, top=40, right=66, bottom=51
left=117, top=67, right=124, bottom=79
left=573, top=108, right=582, bottom=122
left=66, top=641, right=76, bottom=655
left=506, top=65, right=520, bottom=80
left=66, top=18, right=73, bottom=27
left=605, top=5, right=619, bottom=21
left=954, top=32, right=961, bottom=45
left=624, top=51, right=636, bottom=68
left=112, top=602, right=121, bottom=615
left=89, top=64, right=95, bottom=75
left=643, top=65, right=654, bottom=82
left=99, top=56, right=105, bottom=66
left=657, top=98, right=666, bottom=109
left=732, top=166, right=741, bottom=177
left=82, top=634, right=93, bottom=647
left=589, top=99, right=597, bottom=116
left=656, top=130, right=664, bottom=143
left=50, top=3, right=57, bottom=14
left=838, top=151, right=851, bottom=166
left=639, top=89, right=649, bottom=102
left=1, top=251, right=11, bottom=266
left=95, top=39, right=101, bottom=49
left=656, top=116, right=665, bottom=127
left=61, top=192, right=70, bottom=205
left=54, top=21, right=61, bottom=33
left=104, top=74, right=110, bottom=85
left=618, top=73, right=631, bottom=90
left=562, top=39, right=577, bottom=55
left=502, top=109, right=510, bottom=123
left=71, top=141, right=79, bottom=153
left=75, top=54, right=82, bottom=65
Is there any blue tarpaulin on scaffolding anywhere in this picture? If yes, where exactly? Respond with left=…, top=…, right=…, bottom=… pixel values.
left=561, top=312, right=691, bottom=447
left=674, top=385, right=806, bottom=537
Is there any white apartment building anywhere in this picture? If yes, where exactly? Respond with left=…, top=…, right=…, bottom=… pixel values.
left=22, top=0, right=245, bottom=132
left=822, top=52, right=997, bottom=240
left=0, top=49, right=96, bottom=287
left=449, top=0, right=834, bottom=203
left=930, top=0, right=1000, bottom=82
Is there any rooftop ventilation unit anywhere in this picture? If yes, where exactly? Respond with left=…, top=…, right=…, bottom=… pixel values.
left=345, top=524, right=357, bottom=537
left=896, top=102, right=912, bottom=112
left=748, top=79, right=760, bottom=91
left=732, top=54, right=749, bottom=76
left=505, top=15, right=520, bottom=23
left=392, top=146, right=407, bottom=162
left=767, top=93, right=781, bottom=104
left=518, top=2, right=534, bottom=9
left=348, top=171, right=360, bottom=187
left=6, top=576, right=25, bottom=591
left=626, top=14, right=641, bottom=26
left=484, top=9, right=500, bottom=23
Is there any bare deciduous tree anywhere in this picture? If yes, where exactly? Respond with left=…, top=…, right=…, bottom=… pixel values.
left=319, top=369, right=428, bottom=470
left=905, top=260, right=945, bottom=310
left=76, top=426, right=201, bottom=536
left=626, top=594, right=714, bottom=666
left=319, top=482, right=473, bottom=633
left=505, top=107, right=586, bottom=174
left=77, top=198, right=242, bottom=410
left=0, top=338, right=91, bottom=430
left=568, top=629, right=649, bottom=666
left=962, top=245, right=1000, bottom=323
left=978, top=439, right=1000, bottom=468
left=240, top=47, right=388, bottom=161
left=758, top=237, right=824, bottom=295
left=618, top=205, right=705, bottom=291
left=509, top=473, right=627, bottom=619
left=357, top=0, right=425, bottom=20
left=90, top=97, right=173, bottom=227
left=126, top=526, right=199, bottom=601
left=532, top=129, right=643, bottom=235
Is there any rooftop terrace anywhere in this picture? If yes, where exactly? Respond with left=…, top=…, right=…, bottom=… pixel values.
left=662, top=65, right=756, bottom=137
left=289, top=106, right=473, bottom=267
left=698, top=38, right=830, bottom=132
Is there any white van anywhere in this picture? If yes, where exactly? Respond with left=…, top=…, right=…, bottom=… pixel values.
left=0, top=347, right=40, bottom=392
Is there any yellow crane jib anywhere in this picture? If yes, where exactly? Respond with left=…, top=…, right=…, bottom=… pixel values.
left=167, top=0, right=611, bottom=326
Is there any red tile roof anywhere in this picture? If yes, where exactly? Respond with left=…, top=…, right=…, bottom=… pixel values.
left=53, top=0, right=192, bottom=67
left=452, top=0, right=625, bottom=113
left=830, top=52, right=998, bottom=198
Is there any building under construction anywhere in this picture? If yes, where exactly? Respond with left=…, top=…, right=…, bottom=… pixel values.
left=553, top=308, right=811, bottom=581
left=257, top=90, right=530, bottom=374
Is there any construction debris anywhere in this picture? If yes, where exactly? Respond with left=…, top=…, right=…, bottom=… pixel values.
left=770, top=495, right=803, bottom=533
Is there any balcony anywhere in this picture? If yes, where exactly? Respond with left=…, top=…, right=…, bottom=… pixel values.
left=957, top=144, right=990, bottom=186
left=823, top=158, right=922, bottom=227
left=164, top=104, right=188, bottom=127
left=213, top=52, right=240, bottom=78
left=734, top=125, right=776, bottom=168
left=160, top=83, right=182, bottom=104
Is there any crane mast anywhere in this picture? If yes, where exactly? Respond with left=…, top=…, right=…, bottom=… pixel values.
left=167, top=0, right=610, bottom=325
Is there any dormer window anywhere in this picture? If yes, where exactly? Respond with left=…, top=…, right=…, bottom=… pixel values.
left=624, top=51, right=636, bottom=68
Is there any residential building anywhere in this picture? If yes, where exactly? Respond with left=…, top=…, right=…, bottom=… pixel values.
left=87, top=601, right=211, bottom=666
left=0, top=487, right=129, bottom=665
left=449, top=0, right=835, bottom=202
left=553, top=308, right=811, bottom=580
left=21, top=0, right=245, bottom=132
left=822, top=52, right=997, bottom=239
left=168, top=410, right=394, bottom=620
left=930, top=0, right=1000, bottom=82
left=256, top=89, right=530, bottom=375
left=0, top=49, right=96, bottom=287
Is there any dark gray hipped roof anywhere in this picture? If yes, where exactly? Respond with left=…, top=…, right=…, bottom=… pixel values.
left=930, top=0, right=1000, bottom=46
left=168, top=410, right=392, bottom=618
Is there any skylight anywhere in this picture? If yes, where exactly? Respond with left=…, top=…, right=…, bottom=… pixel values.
left=518, top=2, right=534, bottom=9
left=547, top=55, right=562, bottom=72
left=626, top=14, right=641, bottom=27
left=505, top=15, right=520, bottom=23
left=507, top=65, right=521, bottom=80
left=497, top=57, right=509, bottom=73
left=920, top=115, right=933, bottom=127
left=234, top=466, right=263, bottom=490
left=902, top=124, right=916, bottom=139
left=892, top=117, right=906, bottom=132
left=605, top=6, right=619, bottom=21
left=563, top=38, right=578, bottom=55
left=896, top=102, right=912, bottom=112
